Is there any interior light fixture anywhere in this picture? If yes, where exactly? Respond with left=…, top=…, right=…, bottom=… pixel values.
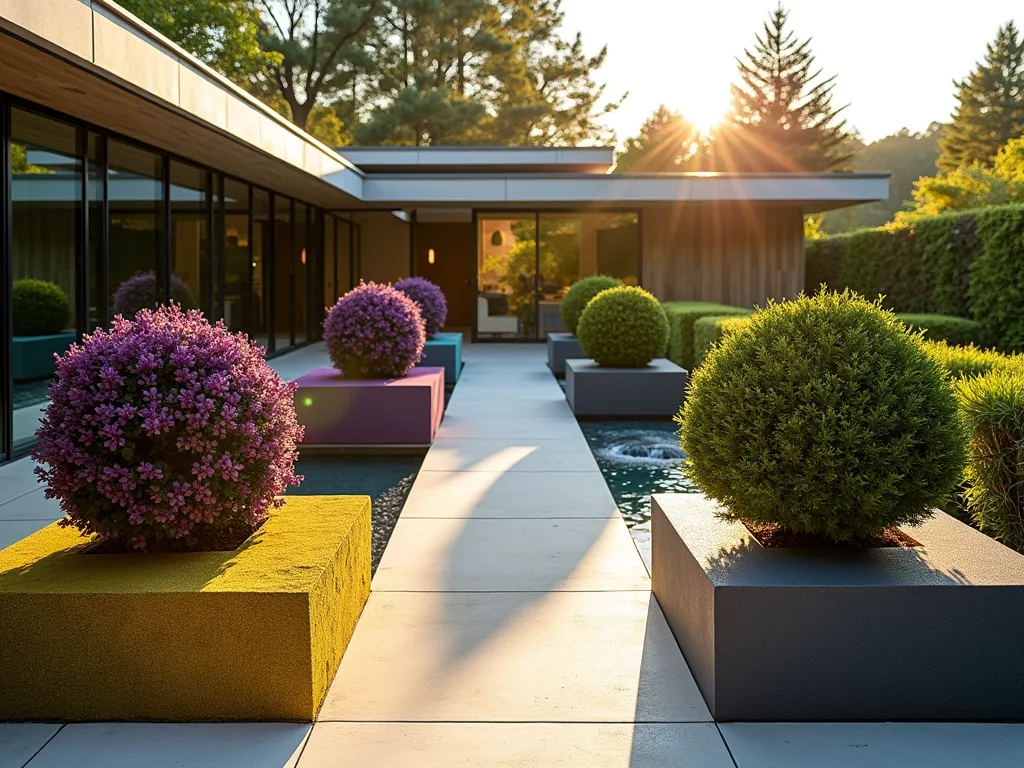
left=300, top=248, right=307, bottom=265
left=428, top=248, right=436, bottom=265
left=491, top=230, right=504, bottom=247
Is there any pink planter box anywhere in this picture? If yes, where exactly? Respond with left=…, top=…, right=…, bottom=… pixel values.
left=294, top=367, right=445, bottom=446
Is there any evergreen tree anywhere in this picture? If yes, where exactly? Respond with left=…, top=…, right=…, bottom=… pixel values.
left=614, top=106, right=701, bottom=172
left=937, top=22, right=1024, bottom=172
left=713, top=3, right=850, bottom=172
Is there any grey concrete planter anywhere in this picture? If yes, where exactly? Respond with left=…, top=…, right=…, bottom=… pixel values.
left=546, top=333, right=584, bottom=376
left=565, top=358, right=687, bottom=417
left=651, top=493, right=1024, bottom=722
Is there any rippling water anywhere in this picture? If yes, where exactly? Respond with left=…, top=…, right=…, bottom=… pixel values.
left=579, top=421, right=698, bottom=527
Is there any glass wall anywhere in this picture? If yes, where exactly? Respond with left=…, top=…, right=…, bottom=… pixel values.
left=537, top=212, right=640, bottom=334
left=477, top=213, right=537, bottom=340
left=9, top=108, right=81, bottom=451
left=251, top=187, right=272, bottom=349
left=169, top=160, right=207, bottom=312
left=108, top=139, right=163, bottom=318
left=223, top=178, right=251, bottom=332
left=0, top=97, right=330, bottom=461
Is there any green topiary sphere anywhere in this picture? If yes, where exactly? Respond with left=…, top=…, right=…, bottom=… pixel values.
left=577, top=286, right=669, bottom=367
left=13, top=278, right=71, bottom=337
left=560, top=275, right=620, bottom=335
left=679, top=290, right=967, bottom=542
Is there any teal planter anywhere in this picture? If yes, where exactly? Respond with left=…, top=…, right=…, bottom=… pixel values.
left=421, top=332, right=463, bottom=384
left=12, top=331, right=77, bottom=382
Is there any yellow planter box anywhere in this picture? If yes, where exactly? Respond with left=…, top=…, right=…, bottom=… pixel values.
left=0, top=495, right=371, bottom=722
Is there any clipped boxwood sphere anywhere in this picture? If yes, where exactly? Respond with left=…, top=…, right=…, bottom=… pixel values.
left=577, top=286, right=668, bottom=367
left=13, top=278, right=70, bottom=336
left=560, top=275, right=620, bottom=335
left=679, top=291, right=967, bottom=542
left=324, top=281, right=426, bottom=379
left=395, top=276, right=448, bottom=338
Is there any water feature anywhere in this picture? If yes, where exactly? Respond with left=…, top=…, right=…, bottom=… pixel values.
left=578, top=420, right=698, bottom=564
left=289, top=455, right=422, bottom=573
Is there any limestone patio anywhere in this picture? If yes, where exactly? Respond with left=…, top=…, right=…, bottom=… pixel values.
left=3, top=343, right=1024, bottom=766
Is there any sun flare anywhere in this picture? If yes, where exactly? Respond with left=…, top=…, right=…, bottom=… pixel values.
left=680, top=84, right=731, bottom=134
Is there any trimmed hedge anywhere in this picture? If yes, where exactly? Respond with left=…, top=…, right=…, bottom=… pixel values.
left=923, top=340, right=1024, bottom=380
left=806, top=203, right=1024, bottom=352
left=897, top=314, right=987, bottom=347
left=662, top=301, right=751, bottom=370
left=971, top=206, right=1024, bottom=352
left=693, top=315, right=752, bottom=368
left=956, top=370, right=1024, bottom=553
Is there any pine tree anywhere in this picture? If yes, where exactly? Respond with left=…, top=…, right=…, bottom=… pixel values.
left=713, top=3, right=850, bottom=172
left=937, top=22, right=1024, bottom=172
left=614, top=106, right=701, bottom=172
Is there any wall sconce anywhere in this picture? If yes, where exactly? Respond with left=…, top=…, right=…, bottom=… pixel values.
left=428, top=248, right=435, bottom=265
left=300, top=248, right=307, bottom=265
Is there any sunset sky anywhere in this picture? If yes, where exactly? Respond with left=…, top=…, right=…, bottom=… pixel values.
left=558, top=0, right=1021, bottom=144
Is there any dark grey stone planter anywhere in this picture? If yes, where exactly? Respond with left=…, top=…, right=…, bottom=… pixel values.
left=565, top=358, right=687, bottom=417
left=12, top=331, right=77, bottom=382
left=546, top=333, right=584, bottom=376
left=651, top=493, right=1024, bottom=722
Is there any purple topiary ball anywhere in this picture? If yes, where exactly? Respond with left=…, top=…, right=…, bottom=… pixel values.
left=33, top=305, right=303, bottom=552
left=324, top=281, right=426, bottom=379
left=112, top=271, right=198, bottom=319
left=394, top=277, right=448, bottom=338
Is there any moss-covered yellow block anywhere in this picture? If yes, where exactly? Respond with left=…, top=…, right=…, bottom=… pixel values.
left=0, top=495, right=370, bottom=722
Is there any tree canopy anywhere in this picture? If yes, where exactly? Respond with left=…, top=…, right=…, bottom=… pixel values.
left=938, top=21, right=1024, bottom=172
left=710, top=2, right=851, bottom=172
left=613, top=106, right=701, bottom=173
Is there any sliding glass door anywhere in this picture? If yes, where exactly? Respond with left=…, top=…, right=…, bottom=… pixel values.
left=476, top=213, right=537, bottom=339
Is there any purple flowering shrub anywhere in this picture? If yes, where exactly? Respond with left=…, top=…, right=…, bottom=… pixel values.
left=112, top=272, right=198, bottom=319
left=33, top=305, right=303, bottom=551
left=394, top=277, right=448, bottom=338
left=324, top=282, right=426, bottom=379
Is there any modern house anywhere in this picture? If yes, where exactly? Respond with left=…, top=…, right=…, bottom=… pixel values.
left=0, top=0, right=888, bottom=460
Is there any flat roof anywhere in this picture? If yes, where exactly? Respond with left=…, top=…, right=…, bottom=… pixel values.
left=337, top=146, right=615, bottom=174
left=346, top=172, right=890, bottom=213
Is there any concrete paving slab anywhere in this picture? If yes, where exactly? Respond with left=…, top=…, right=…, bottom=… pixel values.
left=0, top=457, right=43, bottom=506
left=0, top=487, right=62, bottom=521
left=720, top=722, right=1024, bottom=767
left=27, top=723, right=311, bottom=768
left=0, top=723, right=60, bottom=768
left=402, top=470, right=620, bottom=519
left=318, top=591, right=710, bottom=723
left=373, top=516, right=648, bottom=591
left=442, top=397, right=575, bottom=420
left=299, top=723, right=733, bottom=767
left=420, top=438, right=598, bottom=473
left=436, top=413, right=583, bottom=440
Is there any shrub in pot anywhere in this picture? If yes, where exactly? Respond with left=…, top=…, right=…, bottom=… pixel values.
left=956, top=370, right=1024, bottom=552
left=13, top=278, right=70, bottom=336
left=394, top=276, right=448, bottom=338
left=112, top=271, right=198, bottom=319
left=324, top=281, right=426, bottom=378
left=559, top=275, right=620, bottom=335
left=33, top=305, right=303, bottom=552
left=679, top=290, right=967, bottom=542
left=576, top=286, right=668, bottom=367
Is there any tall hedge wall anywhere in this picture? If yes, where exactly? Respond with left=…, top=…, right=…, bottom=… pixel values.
left=805, top=204, right=1024, bottom=351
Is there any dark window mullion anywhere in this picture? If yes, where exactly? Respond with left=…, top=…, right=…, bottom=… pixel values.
left=1, top=99, right=12, bottom=459
left=267, top=191, right=276, bottom=355
left=76, top=126, right=89, bottom=338
left=160, top=155, right=171, bottom=305
left=289, top=197, right=296, bottom=347
left=99, top=134, right=109, bottom=327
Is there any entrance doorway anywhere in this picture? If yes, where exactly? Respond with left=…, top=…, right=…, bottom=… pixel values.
left=413, top=216, right=475, bottom=334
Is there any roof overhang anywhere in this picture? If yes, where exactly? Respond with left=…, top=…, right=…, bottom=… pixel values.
left=337, top=146, right=614, bottom=174
left=347, top=172, right=890, bottom=213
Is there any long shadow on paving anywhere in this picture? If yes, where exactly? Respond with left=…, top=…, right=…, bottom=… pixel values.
left=289, top=456, right=422, bottom=573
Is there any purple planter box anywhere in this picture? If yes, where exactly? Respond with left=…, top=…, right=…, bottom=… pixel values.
left=294, top=367, right=445, bottom=446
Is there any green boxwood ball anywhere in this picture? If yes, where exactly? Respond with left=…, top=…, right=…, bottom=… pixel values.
left=577, top=286, right=669, bottom=367
left=560, top=275, right=620, bottom=335
left=679, top=290, right=968, bottom=542
left=13, top=278, right=71, bottom=337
